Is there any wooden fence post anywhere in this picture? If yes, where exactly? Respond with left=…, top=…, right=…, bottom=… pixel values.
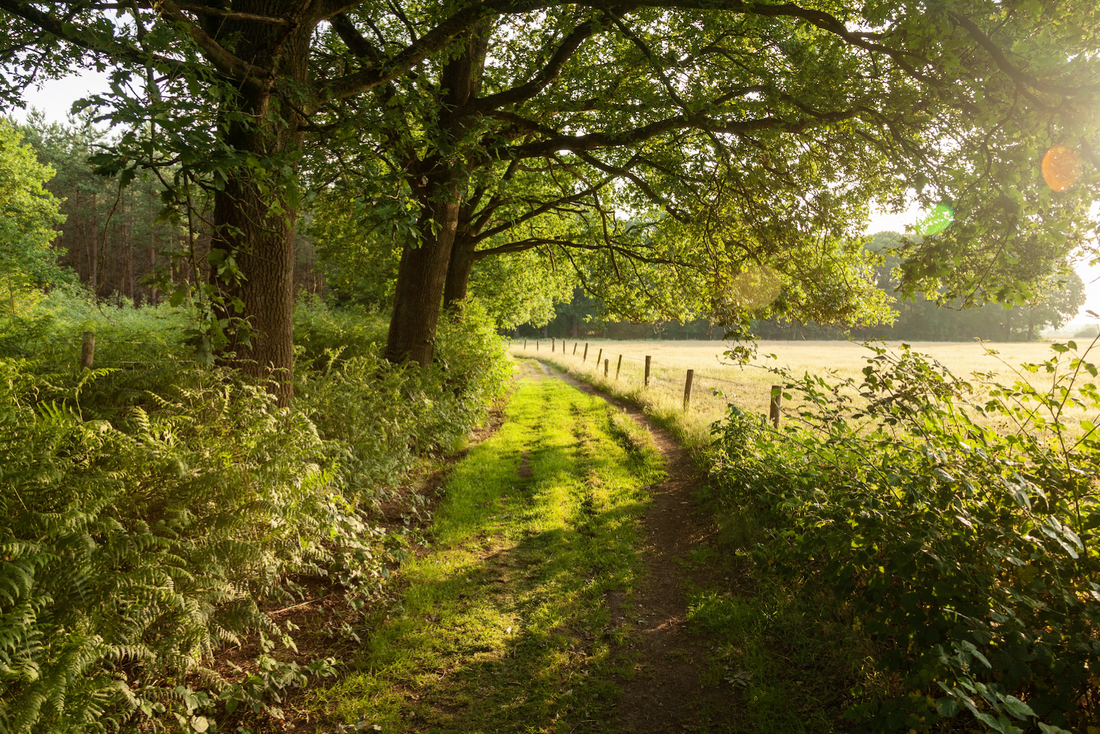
left=583, top=343, right=589, bottom=362
left=770, top=385, right=782, bottom=428
left=616, top=355, right=622, bottom=380
left=523, top=339, right=527, bottom=349
left=644, top=356, right=651, bottom=388
left=81, top=331, right=95, bottom=368
left=683, top=369, right=694, bottom=412
left=573, top=342, right=578, bottom=356
left=536, top=340, right=539, bottom=351
left=604, top=358, right=609, bottom=377
left=596, top=347, right=602, bottom=368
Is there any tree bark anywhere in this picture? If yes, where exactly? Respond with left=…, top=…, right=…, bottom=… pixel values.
left=443, top=235, right=476, bottom=309
left=203, top=2, right=315, bottom=405
left=384, top=180, right=461, bottom=365
left=384, top=26, right=488, bottom=365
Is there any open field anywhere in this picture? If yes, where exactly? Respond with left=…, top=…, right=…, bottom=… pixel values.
left=512, top=338, right=1098, bottom=440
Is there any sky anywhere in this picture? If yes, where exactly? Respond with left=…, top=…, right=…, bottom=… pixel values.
left=11, top=72, right=1100, bottom=332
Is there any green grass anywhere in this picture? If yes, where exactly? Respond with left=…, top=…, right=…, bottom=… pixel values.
left=516, top=356, right=882, bottom=733
left=321, top=365, right=664, bottom=732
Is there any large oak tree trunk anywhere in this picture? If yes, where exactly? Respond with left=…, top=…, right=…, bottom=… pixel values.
left=384, top=27, right=488, bottom=365
left=204, top=2, right=313, bottom=405
left=443, top=236, right=476, bottom=309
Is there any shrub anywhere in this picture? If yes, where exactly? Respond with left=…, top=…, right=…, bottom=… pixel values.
left=1073, top=325, right=1099, bottom=339
left=710, top=342, right=1100, bottom=734
left=0, top=295, right=511, bottom=733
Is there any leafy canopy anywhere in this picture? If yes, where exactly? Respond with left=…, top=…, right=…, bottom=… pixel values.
left=2, top=1, right=1098, bottom=329
left=0, top=118, right=65, bottom=313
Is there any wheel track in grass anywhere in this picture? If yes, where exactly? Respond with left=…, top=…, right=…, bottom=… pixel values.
left=534, top=360, right=743, bottom=733
left=322, top=359, right=746, bottom=733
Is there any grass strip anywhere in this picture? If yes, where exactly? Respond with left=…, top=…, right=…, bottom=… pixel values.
left=321, top=366, right=664, bottom=732
left=527, top=357, right=873, bottom=733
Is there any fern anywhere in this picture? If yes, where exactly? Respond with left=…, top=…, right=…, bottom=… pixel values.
left=0, top=301, right=511, bottom=732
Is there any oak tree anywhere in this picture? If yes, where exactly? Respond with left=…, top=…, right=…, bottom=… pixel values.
left=0, top=118, right=65, bottom=314
left=2, top=1, right=1097, bottom=397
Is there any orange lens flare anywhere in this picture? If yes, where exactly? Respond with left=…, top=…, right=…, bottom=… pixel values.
left=1042, top=146, right=1080, bottom=192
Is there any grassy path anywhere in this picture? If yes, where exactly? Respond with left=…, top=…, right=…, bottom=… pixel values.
left=323, top=362, right=663, bottom=732
left=319, top=360, right=858, bottom=733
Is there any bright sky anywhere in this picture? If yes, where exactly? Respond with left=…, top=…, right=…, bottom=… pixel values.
left=7, top=70, right=112, bottom=124
left=11, top=73, right=1100, bottom=330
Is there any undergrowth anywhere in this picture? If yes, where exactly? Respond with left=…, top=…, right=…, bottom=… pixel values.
left=536, top=339, right=1100, bottom=733
left=0, top=290, right=510, bottom=733
left=710, top=341, right=1100, bottom=734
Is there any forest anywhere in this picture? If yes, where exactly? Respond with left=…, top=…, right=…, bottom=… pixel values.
left=1, top=1, right=1100, bottom=733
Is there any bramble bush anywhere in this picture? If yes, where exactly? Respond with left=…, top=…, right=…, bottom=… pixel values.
left=710, top=341, right=1100, bottom=734
left=0, top=290, right=511, bottom=733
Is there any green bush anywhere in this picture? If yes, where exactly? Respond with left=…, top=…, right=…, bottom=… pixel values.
left=710, top=343, right=1100, bottom=734
left=0, top=294, right=512, bottom=733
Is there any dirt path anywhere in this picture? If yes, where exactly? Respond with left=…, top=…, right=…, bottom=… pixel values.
left=535, top=361, right=741, bottom=733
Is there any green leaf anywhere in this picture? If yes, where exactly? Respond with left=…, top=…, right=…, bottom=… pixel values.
left=1000, top=695, right=1034, bottom=720
left=936, top=696, right=961, bottom=718
left=1037, top=723, right=1074, bottom=734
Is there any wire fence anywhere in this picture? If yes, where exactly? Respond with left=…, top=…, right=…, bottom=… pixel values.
left=513, top=337, right=784, bottom=426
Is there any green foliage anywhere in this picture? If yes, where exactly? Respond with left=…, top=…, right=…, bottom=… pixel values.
left=17, top=111, right=191, bottom=309
left=0, top=295, right=511, bottom=733
left=1074, top=325, right=1100, bottom=340
left=294, top=299, right=509, bottom=508
left=0, top=119, right=66, bottom=314
left=709, top=342, right=1100, bottom=733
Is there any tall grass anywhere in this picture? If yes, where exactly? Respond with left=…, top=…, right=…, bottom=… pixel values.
left=518, top=338, right=1084, bottom=436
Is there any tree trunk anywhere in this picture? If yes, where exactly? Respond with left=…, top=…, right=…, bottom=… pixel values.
left=203, top=4, right=314, bottom=405
left=384, top=27, right=488, bottom=365
left=443, top=237, right=476, bottom=309
left=384, top=180, right=461, bottom=365
left=89, top=193, right=98, bottom=298
left=210, top=171, right=298, bottom=395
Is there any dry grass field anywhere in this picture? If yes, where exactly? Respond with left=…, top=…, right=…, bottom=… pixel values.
left=512, top=338, right=1098, bottom=442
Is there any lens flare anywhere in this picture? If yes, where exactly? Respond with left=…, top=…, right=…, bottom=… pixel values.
left=725, top=266, right=782, bottom=310
left=1042, top=145, right=1080, bottom=192
left=917, top=203, right=954, bottom=237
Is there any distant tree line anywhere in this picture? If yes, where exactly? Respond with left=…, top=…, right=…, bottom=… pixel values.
left=520, top=233, right=1086, bottom=342
left=12, top=113, right=324, bottom=306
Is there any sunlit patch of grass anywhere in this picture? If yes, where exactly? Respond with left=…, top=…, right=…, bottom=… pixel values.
left=518, top=339, right=1086, bottom=436
left=317, top=364, right=663, bottom=732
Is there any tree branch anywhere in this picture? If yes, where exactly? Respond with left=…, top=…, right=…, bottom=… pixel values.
left=177, top=4, right=290, bottom=25
left=948, top=10, right=1100, bottom=97
left=492, top=107, right=861, bottom=159
left=329, top=12, right=381, bottom=62
left=153, top=0, right=272, bottom=83
left=471, top=11, right=612, bottom=112
left=472, top=180, right=614, bottom=244
left=473, top=236, right=695, bottom=269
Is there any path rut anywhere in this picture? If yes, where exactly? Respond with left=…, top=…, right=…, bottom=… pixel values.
left=536, top=361, right=742, bottom=733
